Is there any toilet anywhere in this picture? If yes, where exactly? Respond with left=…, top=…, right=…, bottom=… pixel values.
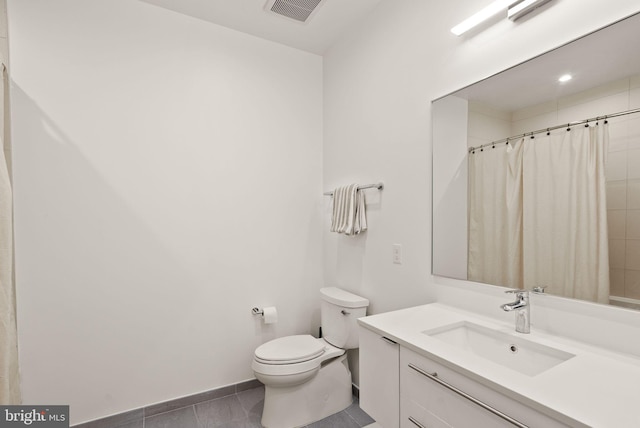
left=252, top=287, right=369, bottom=428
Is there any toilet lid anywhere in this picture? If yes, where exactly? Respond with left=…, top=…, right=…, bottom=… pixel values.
left=254, top=335, right=325, bottom=365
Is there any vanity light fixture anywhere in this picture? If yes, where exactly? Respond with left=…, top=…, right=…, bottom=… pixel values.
left=558, top=74, right=573, bottom=83
left=451, top=0, right=516, bottom=36
left=507, top=0, right=553, bottom=21
left=451, top=0, right=554, bottom=36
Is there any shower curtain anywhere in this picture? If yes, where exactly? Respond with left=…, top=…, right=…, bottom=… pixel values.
left=522, top=125, right=610, bottom=303
left=468, top=140, right=524, bottom=288
left=0, top=64, right=21, bottom=404
left=468, top=124, right=610, bottom=303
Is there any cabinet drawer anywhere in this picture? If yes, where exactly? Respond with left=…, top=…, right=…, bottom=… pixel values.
left=402, top=364, right=514, bottom=427
left=402, top=399, right=449, bottom=428
left=400, top=347, right=569, bottom=428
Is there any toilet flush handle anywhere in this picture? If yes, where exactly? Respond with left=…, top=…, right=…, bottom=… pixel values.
left=341, top=310, right=350, bottom=315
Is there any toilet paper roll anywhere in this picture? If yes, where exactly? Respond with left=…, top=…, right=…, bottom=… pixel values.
left=262, top=306, right=278, bottom=324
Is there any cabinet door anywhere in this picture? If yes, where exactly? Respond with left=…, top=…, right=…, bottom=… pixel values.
left=359, top=326, right=400, bottom=428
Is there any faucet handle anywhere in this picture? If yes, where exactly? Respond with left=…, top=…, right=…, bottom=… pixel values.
left=532, top=286, right=547, bottom=294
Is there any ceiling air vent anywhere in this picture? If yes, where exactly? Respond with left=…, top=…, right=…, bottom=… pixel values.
left=265, top=0, right=325, bottom=23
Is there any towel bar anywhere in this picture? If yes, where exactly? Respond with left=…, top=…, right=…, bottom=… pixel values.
left=323, top=182, right=384, bottom=196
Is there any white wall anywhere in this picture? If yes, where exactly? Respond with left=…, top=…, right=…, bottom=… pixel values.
left=432, top=96, right=468, bottom=280
left=430, top=100, right=511, bottom=280
left=322, top=2, right=438, bottom=315
left=468, top=102, right=512, bottom=148
left=8, top=0, right=322, bottom=424
left=323, top=0, right=640, bottom=335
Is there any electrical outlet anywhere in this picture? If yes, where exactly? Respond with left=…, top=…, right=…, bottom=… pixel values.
left=392, top=244, right=402, bottom=264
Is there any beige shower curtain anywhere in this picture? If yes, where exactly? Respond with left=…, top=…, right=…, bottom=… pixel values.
left=469, top=124, right=609, bottom=303
left=468, top=140, right=524, bottom=288
left=0, top=64, right=21, bottom=404
left=522, top=125, right=610, bottom=303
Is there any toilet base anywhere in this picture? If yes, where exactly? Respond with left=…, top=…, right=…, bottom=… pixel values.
left=260, top=354, right=353, bottom=428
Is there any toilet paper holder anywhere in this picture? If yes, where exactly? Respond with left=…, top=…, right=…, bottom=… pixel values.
left=253, top=306, right=278, bottom=324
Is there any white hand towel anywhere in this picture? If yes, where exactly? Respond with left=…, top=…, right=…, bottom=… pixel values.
left=354, top=186, right=367, bottom=235
left=330, top=184, right=367, bottom=236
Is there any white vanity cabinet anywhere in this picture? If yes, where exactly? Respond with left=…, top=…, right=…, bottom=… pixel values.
left=359, top=326, right=400, bottom=428
left=359, top=323, right=571, bottom=428
left=400, top=347, right=568, bottom=428
left=358, top=303, right=640, bottom=427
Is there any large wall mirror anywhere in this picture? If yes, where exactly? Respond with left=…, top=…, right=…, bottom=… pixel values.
left=432, top=11, right=640, bottom=311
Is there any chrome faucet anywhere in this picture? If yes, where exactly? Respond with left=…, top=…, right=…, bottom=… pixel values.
left=501, top=290, right=530, bottom=334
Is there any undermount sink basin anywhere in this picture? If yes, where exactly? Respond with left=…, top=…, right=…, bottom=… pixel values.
left=423, top=321, right=575, bottom=376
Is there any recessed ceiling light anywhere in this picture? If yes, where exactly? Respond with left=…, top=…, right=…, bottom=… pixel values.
left=558, top=74, right=573, bottom=83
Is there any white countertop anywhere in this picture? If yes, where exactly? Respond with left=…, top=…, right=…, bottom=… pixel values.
left=357, top=303, right=640, bottom=428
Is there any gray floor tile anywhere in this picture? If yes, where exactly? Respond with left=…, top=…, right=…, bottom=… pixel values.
left=84, top=385, right=370, bottom=428
left=245, top=413, right=263, bottom=427
left=236, top=386, right=264, bottom=417
left=73, top=409, right=143, bottom=428
left=344, top=398, right=375, bottom=427
left=204, top=415, right=262, bottom=428
left=113, top=421, right=144, bottom=428
left=74, top=419, right=143, bottom=428
left=306, top=410, right=360, bottom=428
left=194, top=395, right=247, bottom=428
left=145, top=406, right=199, bottom=428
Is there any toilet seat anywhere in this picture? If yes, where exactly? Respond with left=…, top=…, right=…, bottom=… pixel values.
left=252, top=336, right=345, bottom=377
left=254, top=335, right=325, bottom=365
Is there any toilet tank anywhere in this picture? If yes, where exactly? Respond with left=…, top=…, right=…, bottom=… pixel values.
left=320, top=287, right=369, bottom=349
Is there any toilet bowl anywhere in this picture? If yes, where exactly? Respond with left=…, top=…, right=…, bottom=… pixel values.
left=252, top=335, right=344, bottom=387
left=252, top=287, right=369, bottom=428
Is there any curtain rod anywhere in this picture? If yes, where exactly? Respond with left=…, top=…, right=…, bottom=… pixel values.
left=323, top=182, right=384, bottom=196
left=468, top=107, right=640, bottom=153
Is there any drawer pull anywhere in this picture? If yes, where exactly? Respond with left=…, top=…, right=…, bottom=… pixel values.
left=381, top=336, right=398, bottom=345
left=408, top=416, right=426, bottom=428
left=407, top=363, right=529, bottom=428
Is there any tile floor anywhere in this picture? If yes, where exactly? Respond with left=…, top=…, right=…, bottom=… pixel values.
left=83, top=386, right=375, bottom=428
